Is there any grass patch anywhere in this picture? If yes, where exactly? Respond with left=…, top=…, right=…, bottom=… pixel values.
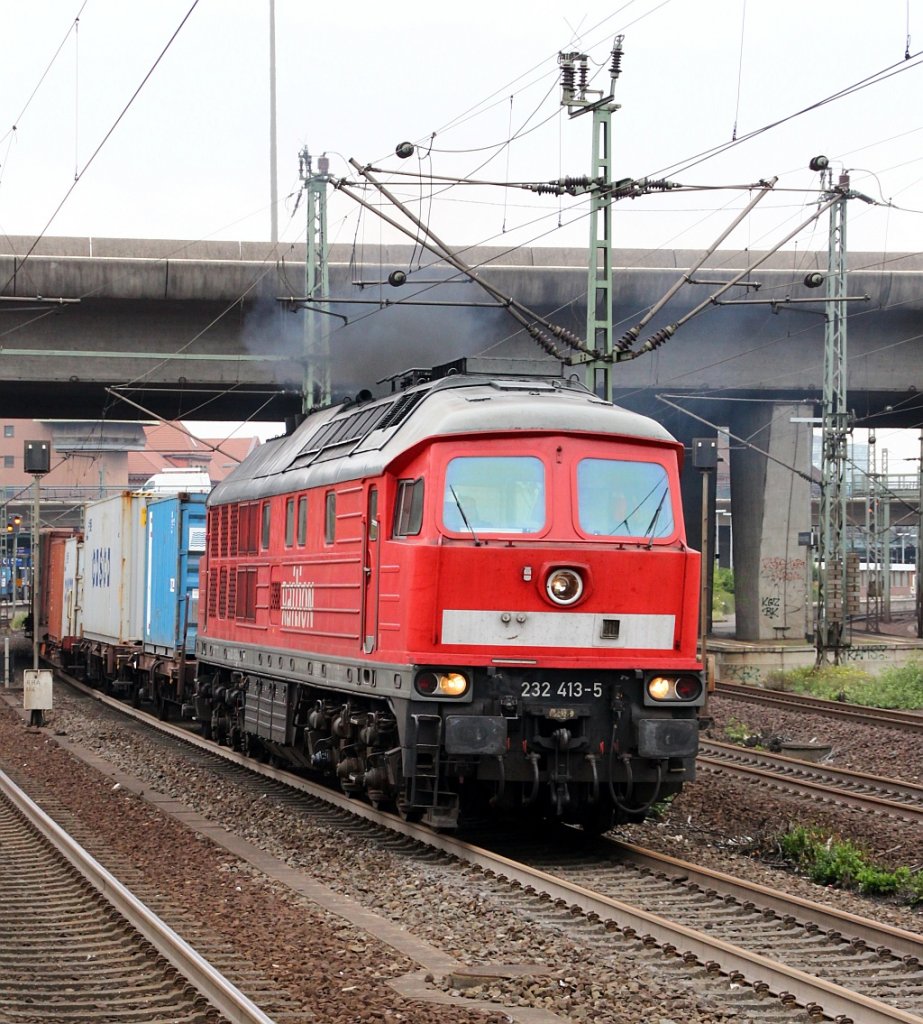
left=722, top=718, right=753, bottom=745
left=779, top=825, right=922, bottom=902
left=764, top=661, right=923, bottom=710
left=712, top=567, right=735, bottom=619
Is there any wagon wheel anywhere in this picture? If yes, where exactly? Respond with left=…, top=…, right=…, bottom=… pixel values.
left=155, top=685, right=170, bottom=722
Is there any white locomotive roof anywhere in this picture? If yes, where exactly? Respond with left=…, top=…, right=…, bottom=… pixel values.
left=208, top=374, right=679, bottom=506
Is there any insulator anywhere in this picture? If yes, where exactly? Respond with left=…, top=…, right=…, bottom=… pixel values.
left=561, top=176, right=592, bottom=189
left=527, top=324, right=566, bottom=360
left=395, top=141, right=415, bottom=159
left=639, top=324, right=677, bottom=352
left=610, top=43, right=623, bottom=80
left=547, top=323, right=583, bottom=347
left=559, top=61, right=575, bottom=94
left=617, top=325, right=640, bottom=351
left=578, top=63, right=589, bottom=96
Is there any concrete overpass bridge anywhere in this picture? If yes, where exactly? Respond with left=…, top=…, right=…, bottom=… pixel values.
left=2, top=236, right=922, bottom=644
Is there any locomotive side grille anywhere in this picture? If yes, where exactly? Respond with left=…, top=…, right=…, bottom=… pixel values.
left=377, top=389, right=426, bottom=429
left=270, top=581, right=281, bottom=610
left=207, top=568, right=218, bottom=618
left=291, top=401, right=400, bottom=469
left=600, top=618, right=620, bottom=639
left=229, top=504, right=239, bottom=555
left=209, top=509, right=219, bottom=558
left=227, top=570, right=238, bottom=619
left=218, top=505, right=229, bottom=557
left=219, top=566, right=228, bottom=619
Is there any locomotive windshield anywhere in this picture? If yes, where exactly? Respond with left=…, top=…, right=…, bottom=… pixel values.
left=444, top=456, right=545, bottom=533
left=577, top=458, right=674, bottom=539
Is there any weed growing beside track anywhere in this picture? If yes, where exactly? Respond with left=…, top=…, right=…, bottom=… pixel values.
left=778, top=825, right=923, bottom=905
left=764, top=662, right=923, bottom=709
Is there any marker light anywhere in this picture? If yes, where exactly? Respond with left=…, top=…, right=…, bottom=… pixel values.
left=647, top=676, right=673, bottom=701
left=415, top=671, right=469, bottom=698
left=647, top=675, right=703, bottom=702
left=545, top=568, right=584, bottom=606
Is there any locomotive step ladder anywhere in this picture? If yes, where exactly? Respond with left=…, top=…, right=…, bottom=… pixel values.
left=407, top=713, right=458, bottom=826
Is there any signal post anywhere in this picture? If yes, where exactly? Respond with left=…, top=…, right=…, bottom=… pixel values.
left=23, top=440, right=51, bottom=727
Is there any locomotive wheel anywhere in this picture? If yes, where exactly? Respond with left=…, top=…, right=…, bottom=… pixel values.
left=578, top=800, right=615, bottom=837
left=396, top=796, right=423, bottom=823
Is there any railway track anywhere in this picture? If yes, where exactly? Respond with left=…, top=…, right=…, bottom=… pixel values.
left=716, top=682, right=923, bottom=733
left=26, top=671, right=923, bottom=1024
left=699, top=738, right=923, bottom=823
left=0, top=766, right=274, bottom=1024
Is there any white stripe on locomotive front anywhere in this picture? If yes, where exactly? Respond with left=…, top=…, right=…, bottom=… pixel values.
left=440, top=611, right=675, bottom=649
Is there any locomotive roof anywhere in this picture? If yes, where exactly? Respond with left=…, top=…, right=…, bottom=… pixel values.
left=208, top=374, right=679, bottom=506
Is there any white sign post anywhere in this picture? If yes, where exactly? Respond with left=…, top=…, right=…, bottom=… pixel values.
left=23, top=668, right=52, bottom=724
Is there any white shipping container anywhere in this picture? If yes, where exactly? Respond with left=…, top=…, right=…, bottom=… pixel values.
left=61, top=536, right=83, bottom=640
left=81, top=492, right=149, bottom=644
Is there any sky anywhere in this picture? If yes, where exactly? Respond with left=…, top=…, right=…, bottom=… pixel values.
left=1, top=1, right=922, bottom=459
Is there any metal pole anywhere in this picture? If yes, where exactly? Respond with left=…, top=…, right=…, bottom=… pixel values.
left=3, top=636, right=8, bottom=688
left=32, top=475, right=39, bottom=670
left=917, top=432, right=922, bottom=638
left=815, top=183, right=850, bottom=663
left=700, top=469, right=711, bottom=661
left=268, top=0, right=278, bottom=245
left=11, top=527, right=17, bottom=613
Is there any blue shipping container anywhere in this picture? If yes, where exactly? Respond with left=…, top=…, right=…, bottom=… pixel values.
left=144, top=494, right=207, bottom=656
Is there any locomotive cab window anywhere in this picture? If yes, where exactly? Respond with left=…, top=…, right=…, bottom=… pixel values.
left=260, top=501, right=271, bottom=550
left=443, top=456, right=545, bottom=534
left=297, top=495, right=308, bottom=545
left=577, top=458, right=674, bottom=539
left=285, top=497, right=295, bottom=547
left=324, top=491, right=336, bottom=543
left=393, top=478, right=423, bottom=537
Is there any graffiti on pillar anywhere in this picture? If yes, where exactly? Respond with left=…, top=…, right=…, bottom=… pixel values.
left=760, top=557, right=806, bottom=584
left=722, top=663, right=764, bottom=683
left=759, top=556, right=807, bottom=624
left=841, top=646, right=887, bottom=663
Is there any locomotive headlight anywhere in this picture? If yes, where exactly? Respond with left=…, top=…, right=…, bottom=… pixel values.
left=647, top=675, right=673, bottom=700
left=545, top=568, right=584, bottom=606
left=415, top=670, right=469, bottom=698
left=646, top=675, right=704, bottom=702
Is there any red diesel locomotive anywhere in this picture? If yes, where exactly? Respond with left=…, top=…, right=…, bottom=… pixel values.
left=193, top=366, right=705, bottom=831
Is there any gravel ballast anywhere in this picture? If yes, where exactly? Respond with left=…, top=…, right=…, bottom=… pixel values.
left=0, top=655, right=920, bottom=1023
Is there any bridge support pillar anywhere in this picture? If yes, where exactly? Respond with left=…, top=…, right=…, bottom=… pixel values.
left=729, top=402, right=813, bottom=642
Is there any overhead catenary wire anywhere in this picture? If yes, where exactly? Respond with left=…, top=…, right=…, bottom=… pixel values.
left=0, top=0, right=202, bottom=293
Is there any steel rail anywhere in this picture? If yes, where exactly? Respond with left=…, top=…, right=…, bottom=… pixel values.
left=46, top=672, right=923, bottom=1024
left=611, top=840, right=923, bottom=963
left=699, top=742, right=923, bottom=823
left=715, top=682, right=923, bottom=732
left=0, top=765, right=277, bottom=1024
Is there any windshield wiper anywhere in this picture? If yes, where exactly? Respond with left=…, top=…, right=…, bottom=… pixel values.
left=643, top=487, right=669, bottom=548
left=449, top=486, right=481, bottom=545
